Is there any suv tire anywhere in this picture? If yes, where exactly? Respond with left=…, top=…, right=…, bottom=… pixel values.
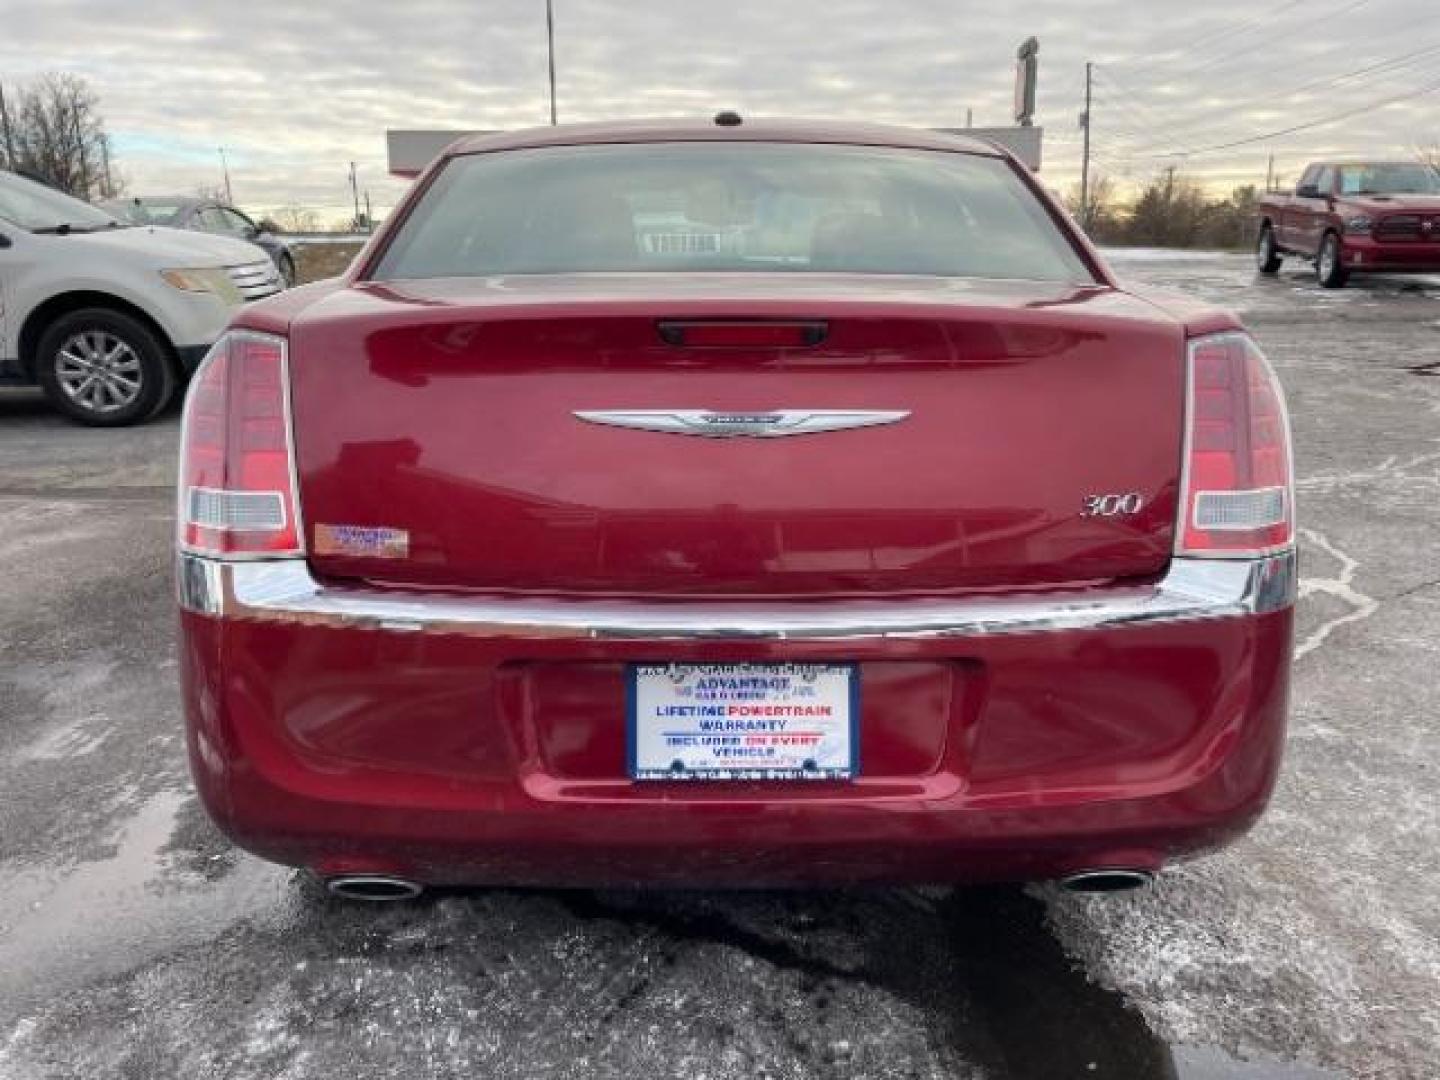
left=35, top=307, right=176, bottom=426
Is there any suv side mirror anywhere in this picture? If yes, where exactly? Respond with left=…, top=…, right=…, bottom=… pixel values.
left=244, top=224, right=261, bottom=240
left=1295, top=183, right=1322, bottom=199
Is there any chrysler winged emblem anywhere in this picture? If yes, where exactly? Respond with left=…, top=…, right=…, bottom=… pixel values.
left=573, top=409, right=911, bottom=438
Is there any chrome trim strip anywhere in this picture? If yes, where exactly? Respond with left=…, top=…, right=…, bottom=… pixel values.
left=177, top=551, right=1296, bottom=641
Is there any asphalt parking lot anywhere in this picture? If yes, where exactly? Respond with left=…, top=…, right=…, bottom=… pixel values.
left=1, top=250, right=1437, bottom=1080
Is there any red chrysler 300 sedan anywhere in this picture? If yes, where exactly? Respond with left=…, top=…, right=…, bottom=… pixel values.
left=176, top=118, right=1295, bottom=899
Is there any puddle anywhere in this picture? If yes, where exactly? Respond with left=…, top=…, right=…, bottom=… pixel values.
left=944, top=889, right=1343, bottom=1078
left=940, top=887, right=1177, bottom=1076
left=546, top=884, right=1343, bottom=1079
left=0, top=790, right=295, bottom=1021
left=0, top=861, right=1347, bottom=1077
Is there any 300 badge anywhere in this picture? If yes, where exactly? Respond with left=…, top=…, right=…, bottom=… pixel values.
left=1082, top=492, right=1144, bottom=517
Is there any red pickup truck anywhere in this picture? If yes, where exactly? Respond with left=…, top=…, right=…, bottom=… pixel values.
left=1255, top=161, right=1440, bottom=287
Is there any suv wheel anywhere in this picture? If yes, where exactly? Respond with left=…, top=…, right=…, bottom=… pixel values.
left=1316, top=232, right=1350, bottom=289
left=35, top=308, right=176, bottom=426
left=1256, top=223, right=1283, bottom=274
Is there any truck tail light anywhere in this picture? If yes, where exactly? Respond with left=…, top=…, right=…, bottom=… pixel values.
left=1177, top=332, right=1294, bottom=557
left=178, top=330, right=304, bottom=558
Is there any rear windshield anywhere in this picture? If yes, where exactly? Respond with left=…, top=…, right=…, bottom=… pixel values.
left=373, top=142, right=1093, bottom=283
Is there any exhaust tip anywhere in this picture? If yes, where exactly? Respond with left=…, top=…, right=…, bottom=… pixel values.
left=324, top=874, right=425, bottom=901
left=1059, top=868, right=1155, bottom=894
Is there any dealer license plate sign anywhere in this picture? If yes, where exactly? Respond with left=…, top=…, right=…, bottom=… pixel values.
left=628, top=663, right=858, bottom=781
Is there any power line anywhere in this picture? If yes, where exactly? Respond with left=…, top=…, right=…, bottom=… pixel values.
left=1097, top=38, right=1440, bottom=161
left=1122, top=76, right=1440, bottom=160
left=1141, top=0, right=1375, bottom=89
left=1092, top=66, right=1172, bottom=124
left=1108, top=0, right=1308, bottom=79
left=1281, top=39, right=1440, bottom=98
left=1108, top=0, right=1376, bottom=111
left=1166, top=9, right=1421, bottom=99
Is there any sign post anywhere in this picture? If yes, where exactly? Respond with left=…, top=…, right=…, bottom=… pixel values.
left=1014, top=37, right=1039, bottom=128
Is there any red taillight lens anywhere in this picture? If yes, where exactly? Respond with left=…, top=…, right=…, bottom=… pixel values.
left=178, top=330, right=303, bottom=558
left=1178, top=332, right=1294, bottom=556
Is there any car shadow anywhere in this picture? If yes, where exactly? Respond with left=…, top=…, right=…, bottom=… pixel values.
left=0, top=387, right=57, bottom=422
left=300, top=879, right=1180, bottom=1078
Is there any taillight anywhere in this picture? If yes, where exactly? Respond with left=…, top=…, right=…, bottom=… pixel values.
left=178, top=330, right=303, bottom=558
left=1177, top=331, right=1294, bottom=556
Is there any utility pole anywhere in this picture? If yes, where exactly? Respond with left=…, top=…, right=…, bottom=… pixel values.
left=1079, top=61, right=1093, bottom=229
left=0, top=82, right=17, bottom=171
left=364, top=191, right=373, bottom=233
left=218, top=147, right=233, bottom=203
left=546, top=0, right=558, bottom=125
left=349, top=162, right=361, bottom=231
left=1265, top=152, right=1275, bottom=193
left=71, top=102, right=90, bottom=197
left=965, top=107, right=973, bottom=129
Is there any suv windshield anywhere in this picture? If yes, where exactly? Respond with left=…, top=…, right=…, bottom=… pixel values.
left=0, top=170, right=122, bottom=232
left=1337, top=163, right=1440, bottom=196
left=374, top=142, right=1093, bottom=283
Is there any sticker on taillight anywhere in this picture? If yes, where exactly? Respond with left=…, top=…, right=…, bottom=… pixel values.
left=313, top=524, right=410, bottom=559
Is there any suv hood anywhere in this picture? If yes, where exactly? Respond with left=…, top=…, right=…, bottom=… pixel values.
left=59, top=225, right=267, bottom=267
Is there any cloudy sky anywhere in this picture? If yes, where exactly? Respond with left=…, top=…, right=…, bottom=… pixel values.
left=2, top=0, right=1436, bottom=220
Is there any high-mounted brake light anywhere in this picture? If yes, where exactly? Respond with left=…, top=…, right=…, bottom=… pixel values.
left=1177, top=332, right=1294, bottom=557
left=178, top=330, right=303, bottom=558
left=657, top=320, right=828, bottom=348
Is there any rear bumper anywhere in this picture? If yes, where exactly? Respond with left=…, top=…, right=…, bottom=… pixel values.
left=1341, top=235, right=1440, bottom=271
left=178, top=553, right=1295, bottom=886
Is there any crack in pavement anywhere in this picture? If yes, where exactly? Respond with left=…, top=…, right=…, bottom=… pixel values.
left=1384, top=575, right=1440, bottom=602
left=1296, top=451, right=1440, bottom=496
left=1296, top=527, right=1380, bottom=660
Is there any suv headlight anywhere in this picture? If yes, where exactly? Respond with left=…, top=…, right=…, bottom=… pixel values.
left=1344, top=216, right=1373, bottom=234
left=161, top=267, right=241, bottom=303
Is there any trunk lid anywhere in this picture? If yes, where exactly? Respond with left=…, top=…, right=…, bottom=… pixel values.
left=289, top=274, right=1184, bottom=597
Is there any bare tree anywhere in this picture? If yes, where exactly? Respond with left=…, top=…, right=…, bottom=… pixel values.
left=0, top=73, right=120, bottom=199
left=193, top=182, right=229, bottom=203
left=1064, top=172, right=1122, bottom=242
left=268, top=206, right=322, bottom=233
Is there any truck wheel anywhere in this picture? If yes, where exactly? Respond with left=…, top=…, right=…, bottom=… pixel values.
left=1316, top=233, right=1350, bottom=289
left=1256, top=223, right=1283, bottom=274
left=35, top=308, right=176, bottom=426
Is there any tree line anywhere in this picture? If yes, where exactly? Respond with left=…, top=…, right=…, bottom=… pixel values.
left=0, top=73, right=120, bottom=200
left=1068, top=170, right=1262, bottom=251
